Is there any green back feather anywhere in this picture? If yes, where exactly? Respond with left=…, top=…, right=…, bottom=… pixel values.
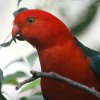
left=75, top=38, right=100, bottom=58
left=75, top=38, right=100, bottom=75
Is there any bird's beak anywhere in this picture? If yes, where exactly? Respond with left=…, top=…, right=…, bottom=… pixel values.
left=12, top=24, right=25, bottom=42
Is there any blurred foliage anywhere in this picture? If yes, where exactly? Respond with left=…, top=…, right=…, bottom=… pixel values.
left=0, top=0, right=99, bottom=100
left=0, top=69, right=6, bottom=100
left=4, top=58, right=24, bottom=70
left=17, top=0, right=23, bottom=7
left=71, top=0, right=100, bottom=35
left=21, top=80, right=40, bottom=92
left=0, top=94, right=6, bottom=100
left=4, top=51, right=37, bottom=70
left=0, top=69, right=4, bottom=84
left=0, top=39, right=13, bottom=48
left=4, top=71, right=28, bottom=85
left=13, top=8, right=28, bottom=17
left=27, top=52, right=38, bottom=66
left=20, top=95, right=44, bottom=100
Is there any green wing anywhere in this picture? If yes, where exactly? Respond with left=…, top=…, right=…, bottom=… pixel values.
left=76, top=39, right=100, bottom=75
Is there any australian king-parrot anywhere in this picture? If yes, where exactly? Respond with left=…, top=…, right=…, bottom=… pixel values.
left=12, top=9, right=100, bottom=100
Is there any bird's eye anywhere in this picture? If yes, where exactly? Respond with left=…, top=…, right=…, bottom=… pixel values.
left=28, top=17, right=35, bottom=24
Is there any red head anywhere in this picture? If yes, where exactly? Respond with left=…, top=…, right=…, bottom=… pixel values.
left=12, top=9, right=72, bottom=50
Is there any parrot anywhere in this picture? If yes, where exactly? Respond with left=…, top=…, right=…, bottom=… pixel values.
left=12, top=9, right=100, bottom=100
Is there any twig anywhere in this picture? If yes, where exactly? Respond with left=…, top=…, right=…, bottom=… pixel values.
left=16, top=70, right=100, bottom=99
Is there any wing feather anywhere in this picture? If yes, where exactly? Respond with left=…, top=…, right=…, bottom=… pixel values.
left=75, top=38, right=100, bottom=75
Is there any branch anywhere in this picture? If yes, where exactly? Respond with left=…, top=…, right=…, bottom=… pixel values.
left=16, top=71, right=100, bottom=99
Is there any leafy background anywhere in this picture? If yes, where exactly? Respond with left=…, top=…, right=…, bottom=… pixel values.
left=0, top=0, right=100, bottom=100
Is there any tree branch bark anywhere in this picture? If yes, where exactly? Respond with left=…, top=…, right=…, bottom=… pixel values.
left=16, top=70, right=100, bottom=99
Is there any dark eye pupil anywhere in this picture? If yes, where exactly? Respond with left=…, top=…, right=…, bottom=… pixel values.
left=28, top=18, right=35, bottom=23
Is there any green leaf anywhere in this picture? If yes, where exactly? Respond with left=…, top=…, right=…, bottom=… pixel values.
left=0, top=69, right=4, bottom=84
left=4, top=71, right=28, bottom=85
left=0, top=69, right=4, bottom=92
left=0, top=94, right=6, bottom=100
left=0, top=39, right=13, bottom=48
left=34, top=92, right=42, bottom=95
left=4, top=76, right=18, bottom=85
left=21, top=80, right=40, bottom=92
left=4, top=58, right=24, bottom=70
left=0, top=69, right=7, bottom=100
left=13, top=8, right=28, bottom=17
left=29, top=95, right=44, bottom=100
left=4, top=52, right=37, bottom=69
left=27, top=52, right=38, bottom=66
left=20, top=95, right=44, bottom=100
left=20, top=97, right=28, bottom=100
left=14, top=71, right=28, bottom=77
left=0, top=69, right=4, bottom=91
left=17, top=0, right=23, bottom=6
left=71, top=0, right=99, bottom=35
